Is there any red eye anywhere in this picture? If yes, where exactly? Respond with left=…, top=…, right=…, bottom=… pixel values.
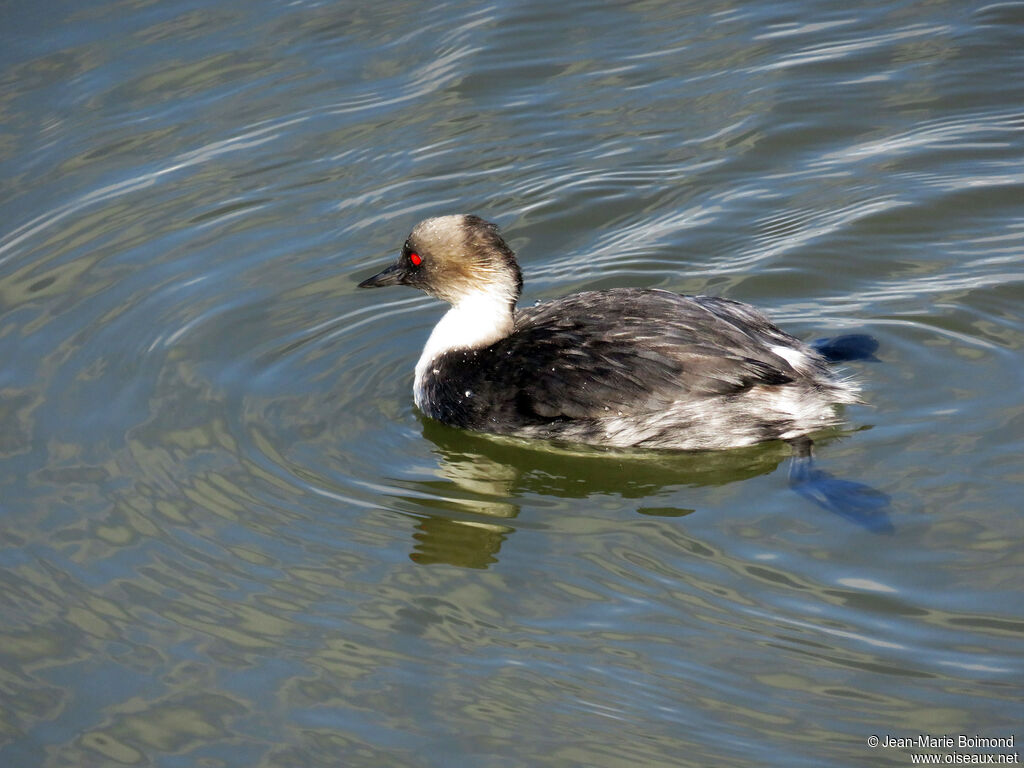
left=409, top=252, right=422, bottom=266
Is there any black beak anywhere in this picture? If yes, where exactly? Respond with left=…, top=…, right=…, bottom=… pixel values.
left=358, top=261, right=405, bottom=289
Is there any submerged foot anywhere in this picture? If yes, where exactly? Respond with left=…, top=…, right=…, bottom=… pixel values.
left=787, top=439, right=893, bottom=533
left=811, top=334, right=880, bottom=363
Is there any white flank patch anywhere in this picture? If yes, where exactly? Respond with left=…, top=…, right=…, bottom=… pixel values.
left=770, top=344, right=809, bottom=370
left=414, top=287, right=514, bottom=408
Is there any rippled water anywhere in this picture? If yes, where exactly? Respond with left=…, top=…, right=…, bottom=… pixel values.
left=2, top=0, right=1023, bottom=765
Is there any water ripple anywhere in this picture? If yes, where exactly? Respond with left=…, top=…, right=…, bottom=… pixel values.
left=2, top=0, right=1023, bottom=765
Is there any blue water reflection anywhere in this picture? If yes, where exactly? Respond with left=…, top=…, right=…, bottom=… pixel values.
left=2, top=0, right=1022, bottom=765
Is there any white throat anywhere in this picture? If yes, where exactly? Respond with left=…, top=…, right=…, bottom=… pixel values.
left=413, top=287, right=515, bottom=408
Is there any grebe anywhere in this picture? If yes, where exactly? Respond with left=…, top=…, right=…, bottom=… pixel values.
left=359, top=215, right=864, bottom=451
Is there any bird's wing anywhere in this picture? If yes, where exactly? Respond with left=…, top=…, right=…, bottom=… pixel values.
left=481, top=289, right=799, bottom=422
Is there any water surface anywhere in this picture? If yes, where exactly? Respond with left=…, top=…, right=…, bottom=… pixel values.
left=2, top=0, right=1023, bottom=766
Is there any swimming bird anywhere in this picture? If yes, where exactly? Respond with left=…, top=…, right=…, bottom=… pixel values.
left=359, top=214, right=866, bottom=452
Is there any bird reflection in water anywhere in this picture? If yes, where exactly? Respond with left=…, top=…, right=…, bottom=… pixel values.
left=398, top=418, right=888, bottom=568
